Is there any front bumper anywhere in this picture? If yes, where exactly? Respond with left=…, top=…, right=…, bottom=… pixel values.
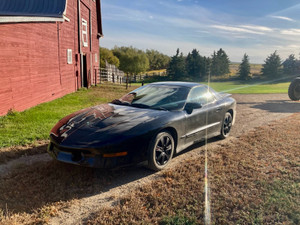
left=47, top=142, right=133, bottom=168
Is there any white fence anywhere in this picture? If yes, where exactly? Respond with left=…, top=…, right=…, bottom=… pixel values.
left=100, top=62, right=125, bottom=83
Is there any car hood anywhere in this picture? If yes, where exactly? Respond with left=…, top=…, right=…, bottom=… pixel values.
left=50, top=103, right=168, bottom=146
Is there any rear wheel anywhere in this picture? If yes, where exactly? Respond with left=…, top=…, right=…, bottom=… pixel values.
left=288, top=78, right=300, bottom=101
left=148, top=131, right=174, bottom=171
left=220, top=112, right=233, bottom=139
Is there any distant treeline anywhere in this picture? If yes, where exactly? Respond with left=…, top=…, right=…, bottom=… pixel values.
left=100, top=46, right=170, bottom=73
left=100, top=46, right=300, bottom=82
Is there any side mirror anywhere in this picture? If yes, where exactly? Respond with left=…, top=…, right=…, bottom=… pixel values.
left=185, top=102, right=202, bottom=114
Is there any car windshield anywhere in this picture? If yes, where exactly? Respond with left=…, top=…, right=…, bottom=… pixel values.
left=112, top=85, right=190, bottom=110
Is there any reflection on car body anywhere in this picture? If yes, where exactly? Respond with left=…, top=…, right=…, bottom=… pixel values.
left=48, top=82, right=236, bottom=171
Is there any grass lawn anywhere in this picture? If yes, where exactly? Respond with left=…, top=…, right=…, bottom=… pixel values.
left=135, top=81, right=290, bottom=94
left=0, top=81, right=290, bottom=148
left=0, top=84, right=135, bottom=148
left=205, top=81, right=290, bottom=94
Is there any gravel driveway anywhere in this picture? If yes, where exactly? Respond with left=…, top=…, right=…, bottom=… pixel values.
left=231, top=93, right=299, bottom=137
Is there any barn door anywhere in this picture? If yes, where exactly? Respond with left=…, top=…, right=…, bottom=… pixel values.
left=82, top=55, right=88, bottom=88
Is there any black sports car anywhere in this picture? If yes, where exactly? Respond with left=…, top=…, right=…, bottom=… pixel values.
left=48, top=82, right=236, bottom=171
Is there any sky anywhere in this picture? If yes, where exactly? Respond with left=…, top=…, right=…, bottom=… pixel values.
left=100, top=0, right=300, bottom=63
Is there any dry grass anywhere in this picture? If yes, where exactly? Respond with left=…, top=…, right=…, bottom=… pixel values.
left=209, top=116, right=300, bottom=224
left=0, top=141, right=48, bottom=164
left=229, top=63, right=263, bottom=76
left=0, top=114, right=299, bottom=224
left=87, top=113, right=299, bottom=224
left=145, top=69, right=167, bottom=76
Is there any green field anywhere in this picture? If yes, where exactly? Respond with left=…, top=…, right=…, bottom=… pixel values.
left=205, top=81, right=290, bottom=94
left=0, top=81, right=290, bottom=148
left=134, top=81, right=290, bottom=94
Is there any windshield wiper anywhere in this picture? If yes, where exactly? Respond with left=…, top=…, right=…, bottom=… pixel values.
left=130, top=103, right=168, bottom=111
left=131, top=103, right=169, bottom=111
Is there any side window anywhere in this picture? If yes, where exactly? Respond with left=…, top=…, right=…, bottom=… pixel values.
left=187, top=86, right=216, bottom=105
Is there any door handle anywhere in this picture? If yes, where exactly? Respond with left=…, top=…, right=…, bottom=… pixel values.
left=216, top=108, right=221, bottom=112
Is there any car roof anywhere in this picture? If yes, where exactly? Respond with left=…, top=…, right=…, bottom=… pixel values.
left=150, top=81, right=205, bottom=88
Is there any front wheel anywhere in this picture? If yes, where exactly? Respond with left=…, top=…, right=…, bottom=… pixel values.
left=148, top=131, right=174, bottom=171
left=219, top=112, right=233, bottom=139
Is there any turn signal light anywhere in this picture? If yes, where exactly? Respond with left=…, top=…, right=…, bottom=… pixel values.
left=103, top=152, right=128, bottom=158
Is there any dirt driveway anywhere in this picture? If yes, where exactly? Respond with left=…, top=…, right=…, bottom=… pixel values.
left=231, top=93, right=299, bottom=136
left=0, top=94, right=299, bottom=225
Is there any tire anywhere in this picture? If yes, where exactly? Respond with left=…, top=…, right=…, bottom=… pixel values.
left=148, top=131, right=174, bottom=171
left=288, top=78, right=300, bottom=101
left=219, top=112, right=233, bottom=139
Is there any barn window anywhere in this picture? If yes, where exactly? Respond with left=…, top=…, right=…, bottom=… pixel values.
left=67, top=49, right=72, bottom=64
left=95, top=53, right=98, bottom=63
left=82, top=19, right=88, bottom=47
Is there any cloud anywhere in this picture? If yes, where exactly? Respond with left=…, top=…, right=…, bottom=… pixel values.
left=211, top=25, right=265, bottom=35
left=239, top=25, right=273, bottom=32
left=280, top=29, right=300, bottom=36
left=270, top=16, right=295, bottom=22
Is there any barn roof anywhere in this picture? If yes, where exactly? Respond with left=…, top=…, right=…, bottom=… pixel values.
left=0, top=0, right=66, bottom=18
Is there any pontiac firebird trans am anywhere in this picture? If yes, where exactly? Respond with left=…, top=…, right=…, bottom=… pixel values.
left=48, top=82, right=236, bottom=171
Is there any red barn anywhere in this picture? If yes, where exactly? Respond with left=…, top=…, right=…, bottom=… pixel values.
left=0, top=0, right=103, bottom=116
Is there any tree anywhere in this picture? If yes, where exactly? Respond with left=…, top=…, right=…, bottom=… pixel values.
left=185, top=49, right=211, bottom=81
left=282, top=54, right=299, bottom=76
left=238, top=54, right=251, bottom=80
left=146, top=49, right=170, bottom=70
left=202, top=56, right=211, bottom=78
left=99, top=47, right=120, bottom=68
left=261, top=51, right=282, bottom=78
left=210, top=48, right=230, bottom=76
left=167, top=49, right=187, bottom=81
left=113, top=46, right=149, bottom=88
left=186, top=49, right=202, bottom=80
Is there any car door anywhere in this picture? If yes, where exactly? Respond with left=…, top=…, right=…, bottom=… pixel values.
left=184, top=86, right=223, bottom=145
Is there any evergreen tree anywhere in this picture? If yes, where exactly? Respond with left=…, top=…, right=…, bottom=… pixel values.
left=261, top=51, right=282, bottom=78
left=238, top=54, right=251, bottom=80
left=218, top=48, right=230, bottom=75
left=210, top=51, right=218, bottom=75
left=167, top=49, right=187, bottom=81
left=282, top=54, right=299, bottom=76
left=202, top=56, right=211, bottom=77
left=210, top=48, right=230, bottom=76
left=185, top=49, right=211, bottom=81
left=186, top=49, right=202, bottom=80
